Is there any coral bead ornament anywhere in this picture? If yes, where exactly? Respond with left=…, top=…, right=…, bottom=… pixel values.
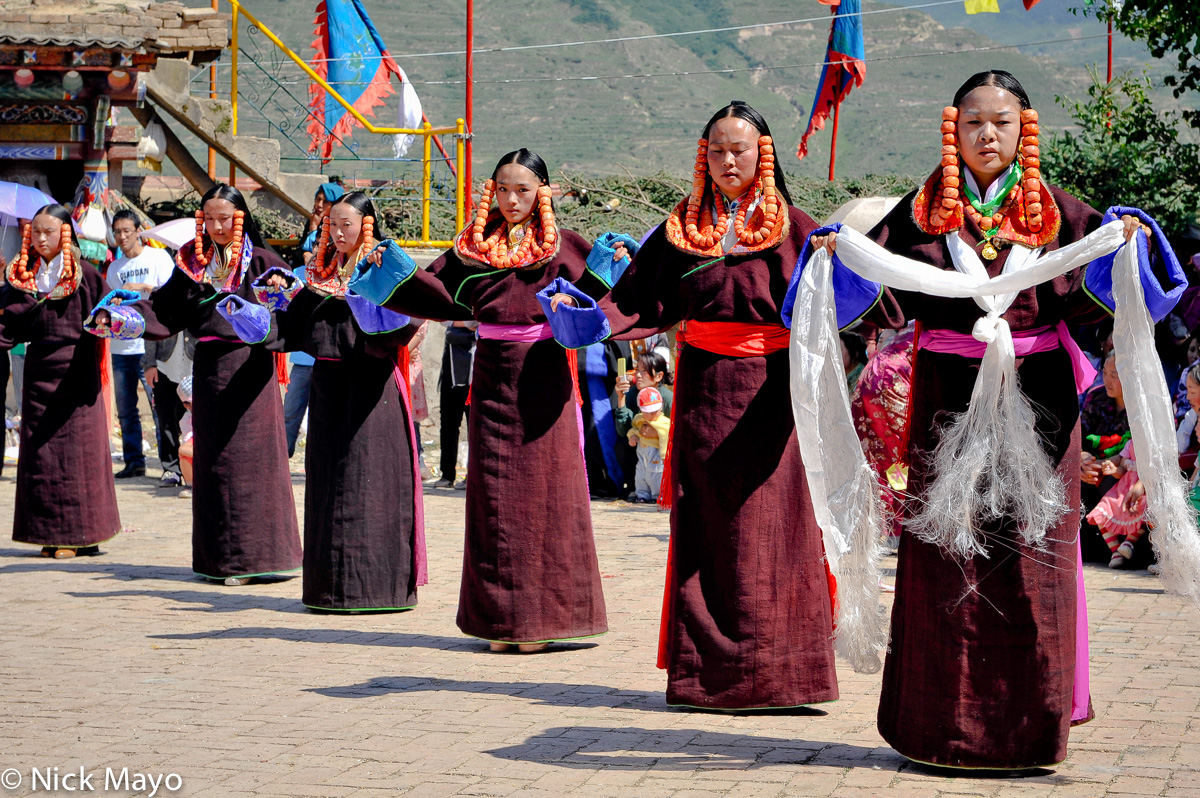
left=310, top=216, right=334, bottom=280
left=679, top=135, right=785, bottom=253
left=188, top=210, right=210, bottom=267
left=6, top=221, right=78, bottom=296
left=458, top=179, right=558, bottom=269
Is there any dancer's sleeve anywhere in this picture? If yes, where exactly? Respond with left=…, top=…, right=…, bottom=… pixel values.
left=780, top=223, right=891, bottom=331
left=347, top=241, right=471, bottom=322
left=1084, top=206, right=1187, bottom=323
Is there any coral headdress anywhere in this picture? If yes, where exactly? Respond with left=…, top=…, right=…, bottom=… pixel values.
left=176, top=209, right=253, bottom=291
left=664, top=135, right=789, bottom=258
left=454, top=181, right=560, bottom=270
left=306, top=214, right=376, bottom=297
left=5, top=220, right=82, bottom=299
left=913, top=105, right=1061, bottom=259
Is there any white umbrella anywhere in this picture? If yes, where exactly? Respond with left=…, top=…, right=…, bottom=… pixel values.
left=0, top=180, right=57, bottom=226
left=141, top=217, right=196, bottom=250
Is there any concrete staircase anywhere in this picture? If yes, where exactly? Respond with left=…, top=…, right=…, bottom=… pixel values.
left=143, top=58, right=324, bottom=216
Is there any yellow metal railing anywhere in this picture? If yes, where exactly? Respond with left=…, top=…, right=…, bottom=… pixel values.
left=225, top=0, right=465, bottom=248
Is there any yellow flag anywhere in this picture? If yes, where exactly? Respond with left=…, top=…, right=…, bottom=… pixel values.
left=964, top=0, right=1000, bottom=12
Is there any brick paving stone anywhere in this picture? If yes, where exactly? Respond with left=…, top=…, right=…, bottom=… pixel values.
left=2, top=477, right=1200, bottom=797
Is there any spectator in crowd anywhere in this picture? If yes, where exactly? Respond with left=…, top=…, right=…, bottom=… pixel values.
left=142, top=330, right=195, bottom=487
left=841, top=330, right=868, bottom=394
left=297, top=183, right=344, bottom=267
left=626, top=386, right=670, bottom=502
left=176, top=376, right=194, bottom=499
left=431, top=320, right=477, bottom=488
left=108, top=209, right=176, bottom=478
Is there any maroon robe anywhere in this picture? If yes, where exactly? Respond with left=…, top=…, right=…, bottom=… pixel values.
left=871, top=185, right=1115, bottom=768
left=598, top=206, right=838, bottom=709
left=131, top=246, right=302, bottom=580
left=379, top=230, right=608, bottom=643
left=0, top=264, right=121, bottom=549
left=276, top=287, right=421, bottom=611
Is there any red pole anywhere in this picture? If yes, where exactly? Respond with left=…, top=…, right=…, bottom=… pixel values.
left=465, top=0, right=475, bottom=213
left=1106, top=18, right=1113, bottom=83
left=828, top=94, right=841, bottom=182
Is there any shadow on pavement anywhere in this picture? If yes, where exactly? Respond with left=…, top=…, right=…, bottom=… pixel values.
left=68, top=588, right=306, bottom=614
left=150, top=626, right=471, bottom=649
left=304, top=676, right=669, bottom=710
left=486, top=726, right=901, bottom=770
left=0, top=553, right=198, bottom=583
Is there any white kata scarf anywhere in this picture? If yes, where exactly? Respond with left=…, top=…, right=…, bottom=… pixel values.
left=791, top=221, right=1200, bottom=674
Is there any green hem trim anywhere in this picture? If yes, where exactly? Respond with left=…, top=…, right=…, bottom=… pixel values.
left=899, top=752, right=1064, bottom=771
left=17, top=531, right=120, bottom=549
left=195, top=566, right=302, bottom=580
left=304, top=603, right=416, bottom=612
left=452, top=271, right=491, bottom=309
left=583, top=267, right=618, bottom=291
left=471, top=630, right=608, bottom=645
left=668, top=697, right=838, bottom=712
left=1081, top=277, right=1116, bottom=319
left=681, top=257, right=724, bottom=280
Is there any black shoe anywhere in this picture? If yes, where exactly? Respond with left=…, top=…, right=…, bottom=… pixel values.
left=114, top=464, right=146, bottom=479
left=76, top=545, right=102, bottom=556
left=158, top=471, right=183, bottom=488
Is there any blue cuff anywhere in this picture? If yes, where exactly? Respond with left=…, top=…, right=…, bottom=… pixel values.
left=252, top=268, right=303, bottom=312
left=781, top=224, right=883, bottom=331
left=84, top=305, right=145, bottom=340
left=96, top=288, right=142, bottom=307
left=347, top=240, right=416, bottom=307
left=586, top=232, right=639, bottom=289
left=1084, top=207, right=1186, bottom=323
left=346, top=291, right=411, bottom=334
left=536, top=277, right=611, bottom=349
left=216, top=294, right=271, bottom=344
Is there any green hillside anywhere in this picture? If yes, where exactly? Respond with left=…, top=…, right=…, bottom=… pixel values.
left=181, top=0, right=1166, bottom=181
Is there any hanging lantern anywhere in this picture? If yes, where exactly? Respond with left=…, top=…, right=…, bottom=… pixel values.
left=62, top=70, right=84, bottom=94
left=14, top=69, right=34, bottom=87
left=107, top=70, right=130, bottom=90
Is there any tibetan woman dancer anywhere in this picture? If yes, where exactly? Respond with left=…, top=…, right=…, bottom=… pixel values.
left=793, top=70, right=1192, bottom=769
left=241, top=191, right=426, bottom=612
left=1, top=204, right=121, bottom=558
left=349, top=149, right=607, bottom=651
left=546, top=102, right=846, bottom=710
left=88, top=184, right=302, bottom=585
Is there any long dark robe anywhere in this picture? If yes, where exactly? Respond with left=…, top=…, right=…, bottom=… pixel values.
left=597, top=206, right=837, bottom=709
left=870, top=185, right=1130, bottom=769
left=278, top=288, right=421, bottom=611
left=131, top=247, right=302, bottom=579
left=379, top=231, right=608, bottom=643
left=0, top=266, right=121, bottom=548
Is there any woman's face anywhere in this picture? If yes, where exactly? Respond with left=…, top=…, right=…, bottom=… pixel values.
left=493, top=163, right=540, bottom=225
left=706, top=116, right=760, bottom=201
left=202, top=198, right=239, bottom=247
left=1188, top=336, right=1200, bottom=365
left=328, top=203, right=363, bottom=254
left=1188, top=376, right=1200, bottom=413
left=956, top=85, right=1022, bottom=189
left=1102, top=357, right=1123, bottom=400
left=30, top=213, right=64, bottom=262
left=635, top=365, right=664, bottom=390
left=841, top=340, right=852, bottom=372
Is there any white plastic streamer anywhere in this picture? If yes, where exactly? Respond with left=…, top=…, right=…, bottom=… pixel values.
left=789, top=220, right=1200, bottom=672
left=1110, top=242, right=1200, bottom=602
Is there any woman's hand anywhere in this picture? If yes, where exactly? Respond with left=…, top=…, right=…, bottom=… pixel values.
left=1080, top=451, right=1102, bottom=485
left=145, top=366, right=159, bottom=389
left=810, top=232, right=838, bottom=254
left=612, top=242, right=629, bottom=262
left=1120, top=214, right=1152, bottom=244
left=91, top=309, right=112, bottom=332
left=548, top=293, right=577, bottom=312
left=1124, top=480, right=1146, bottom=513
left=366, top=242, right=386, bottom=267
left=265, top=273, right=288, bottom=289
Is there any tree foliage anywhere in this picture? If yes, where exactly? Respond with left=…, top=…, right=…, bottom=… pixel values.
left=1042, top=70, right=1200, bottom=236
left=1074, top=0, right=1200, bottom=129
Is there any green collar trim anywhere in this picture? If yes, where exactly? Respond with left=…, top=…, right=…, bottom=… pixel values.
left=963, top=165, right=1021, bottom=218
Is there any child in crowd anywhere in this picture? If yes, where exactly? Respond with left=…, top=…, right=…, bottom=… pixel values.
left=627, top=387, right=670, bottom=503
left=1085, top=440, right=1147, bottom=568
left=177, top=377, right=194, bottom=499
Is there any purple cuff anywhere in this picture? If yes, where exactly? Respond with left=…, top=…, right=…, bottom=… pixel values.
left=346, top=291, right=411, bottom=334
left=216, top=294, right=271, bottom=344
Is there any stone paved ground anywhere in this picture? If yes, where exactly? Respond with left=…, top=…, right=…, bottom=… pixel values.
left=1, top=471, right=1199, bottom=798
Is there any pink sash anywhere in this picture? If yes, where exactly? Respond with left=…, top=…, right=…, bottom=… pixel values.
left=918, top=320, right=1098, bottom=394
left=477, top=321, right=554, bottom=342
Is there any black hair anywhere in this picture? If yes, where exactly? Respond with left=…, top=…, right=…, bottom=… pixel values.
left=840, top=330, right=868, bottom=368
left=490, top=149, right=550, bottom=186
left=636, top=350, right=672, bottom=387
left=111, top=208, right=141, bottom=229
left=952, top=70, right=1032, bottom=110
left=331, top=191, right=384, bottom=236
left=31, top=204, right=79, bottom=249
left=701, top=101, right=794, bottom=206
left=199, top=183, right=273, bottom=253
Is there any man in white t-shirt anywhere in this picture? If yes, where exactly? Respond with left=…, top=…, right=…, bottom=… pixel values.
left=108, top=210, right=176, bottom=479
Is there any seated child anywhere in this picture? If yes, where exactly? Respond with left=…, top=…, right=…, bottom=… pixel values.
left=1085, top=439, right=1147, bottom=568
left=177, top=376, right=195, bottom=499
left=627, top=387, right=670, bottom=502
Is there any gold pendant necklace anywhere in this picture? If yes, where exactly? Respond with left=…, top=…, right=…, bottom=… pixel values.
left=981, top=240, right=999, bottom=261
